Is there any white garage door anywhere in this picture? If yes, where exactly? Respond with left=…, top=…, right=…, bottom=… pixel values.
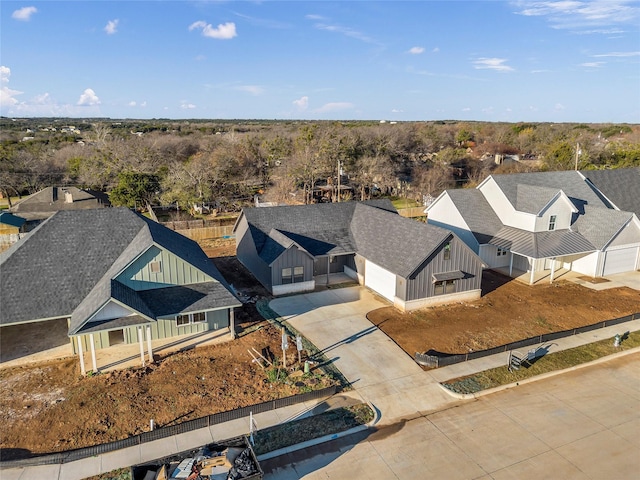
left=364, top=260, right=396, bottom=301
left=603, top=247, right=639, bottom=276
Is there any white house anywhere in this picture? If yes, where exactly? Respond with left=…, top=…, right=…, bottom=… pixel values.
left=426, top=169, right=640, bottom=284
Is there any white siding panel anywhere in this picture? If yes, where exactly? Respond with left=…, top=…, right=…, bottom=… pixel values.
left=364, top=260, right=396, bottom=301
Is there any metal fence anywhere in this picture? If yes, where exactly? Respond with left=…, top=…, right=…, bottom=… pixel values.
left=0, top=385, right=338, bottom=468
left=415, top=313, right=639, bottom=368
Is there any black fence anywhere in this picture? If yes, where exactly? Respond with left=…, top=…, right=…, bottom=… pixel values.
left=415, top=313, right=639, bottom=368
left=0, top=385, right=338, bottom=469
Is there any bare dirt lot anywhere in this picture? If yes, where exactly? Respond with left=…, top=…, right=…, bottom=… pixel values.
left=1, top=238, right=639, bottom=461
left=369, top=270, right=640, bottom=358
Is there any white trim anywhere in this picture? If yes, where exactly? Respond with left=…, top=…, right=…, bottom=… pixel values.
left=394, top=289, right=482, bottom=312
left=273, top=280, right=315, bottom=296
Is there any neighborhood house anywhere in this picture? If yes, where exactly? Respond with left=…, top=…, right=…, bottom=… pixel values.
left=0, top=208, right=240, bottom=372
left=234, top=200, right=484, bottom=311
left=426, top=169, right=640, bottom=283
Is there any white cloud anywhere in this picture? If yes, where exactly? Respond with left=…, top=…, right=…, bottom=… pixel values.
left=77, top=88, right=100, bottom=106
left=181, top=102, right=196, bottom=109
left=432, top=47, right=440, bottom=53
left=513, top=0, right=639, bottom=31
left=315, top=102, right=355, bottom=113
left=580, top=61, right=605, bottom=67
left=293, top=96, right=309, bottom=110
left=12, top=6, right=37, bottom=21
left=462, top=107, right=471, bottom=112
left=105, top=19, right=119, bottom=35
left=592, top=51, right=640, bottom=57
left=473, top=58, right=514, bottom=72
left=409, top=46, right=425, bottom=54
left=555, top=103, right=566, bottom=111
left=189, top=21, right=237, bottom=40
left=314, top=23, right=375, bottom=43
left=305, top=14, right=325, bottom=21
left=235, top=85, right=264, bottom=96
left=128, top=101, right=137, bottom=107
left=391, top=108, right=403, bottom=113
left=32, top=93, right=51, bottom=104
left=0, top=66, right=23, bottom=111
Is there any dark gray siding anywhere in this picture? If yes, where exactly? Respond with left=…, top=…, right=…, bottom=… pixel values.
left=403, top=236, right=483, bottom=301
left=271, top=246, right=314, bottom=285
left=235, top=216, right=272, bottom=289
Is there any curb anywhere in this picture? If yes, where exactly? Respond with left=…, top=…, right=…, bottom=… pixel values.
left=438, top=345, right=640, bottom=400
left=256, top=401, right=379, bottom=462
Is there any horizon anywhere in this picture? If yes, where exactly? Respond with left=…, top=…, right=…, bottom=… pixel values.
left=2, top=1, right=639, bottom=123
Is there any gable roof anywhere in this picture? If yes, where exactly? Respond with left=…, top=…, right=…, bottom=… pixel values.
left=9, top=186, right=110, bottom=221
left=488, top=171, right=611, bottom=214
left=444, top=189, right=503, bottom=244
left=240, top=199, right=464, bottom=279
left=581, top=167, right=640, bottom=217
left=1, top=208, right=239, bottom=331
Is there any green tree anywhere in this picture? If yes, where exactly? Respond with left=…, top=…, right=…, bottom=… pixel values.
left=109, top=172, right=160, bottom=209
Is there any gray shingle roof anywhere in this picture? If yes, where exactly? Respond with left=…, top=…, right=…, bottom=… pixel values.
left=490, top=171, right=611, bottom=214
left=581, top=167, right=640, bottom=217
left=349, top=203, right=452, bottom=278
left=515, top=184, right=562, bottom=214
left=572, top=205, right=635, bottom=249
left=1, top=208, right=239, bottom=333
left=445, top=189, right=503, bottom=244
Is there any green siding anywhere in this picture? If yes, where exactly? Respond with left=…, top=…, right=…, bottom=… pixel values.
left=116, top=245, right=213, bottom=290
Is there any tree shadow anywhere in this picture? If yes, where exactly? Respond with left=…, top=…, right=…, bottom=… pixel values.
left=482, top=269, right=513, bottom=296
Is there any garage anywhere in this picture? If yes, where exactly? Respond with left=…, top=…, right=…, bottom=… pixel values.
left=364, top=259, right=396, bottom=302
left=0, top=318, right=70, bottom=364
left=602, top=246, right=639, bottom=276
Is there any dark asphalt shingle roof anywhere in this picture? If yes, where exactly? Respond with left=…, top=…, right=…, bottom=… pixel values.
left=515, top=184, right=563, bottom=214
left=581, top=167, right=640, bottom=217
left=572, top=205, right=635, bottom=249
left=1, top=208, right=239, bottom=333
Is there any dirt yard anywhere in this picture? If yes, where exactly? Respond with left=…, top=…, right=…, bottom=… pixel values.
left=369, top=270, right=640, bottom=357
left=1, top=237, right=639, bottom=461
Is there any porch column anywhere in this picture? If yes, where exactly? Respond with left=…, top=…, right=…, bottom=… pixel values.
left=76, top=336, right=86, bottom=376
left=529, top=260, right=535, bottom=285
left=137, top=326, right=145, bottom=367
left=509, top=253, right=514, bottom=276
left=326, top=256, right=330, bottom=285
left=146, top=325, right=153, bottom=364
left=229, top=308, right=236, bottom=340
left=89, top=333, right=98, bottom=373
left=550, top=257, right=557, bottom=284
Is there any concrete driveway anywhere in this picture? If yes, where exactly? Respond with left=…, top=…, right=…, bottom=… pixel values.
left=269, top=287, right=457, bottom=424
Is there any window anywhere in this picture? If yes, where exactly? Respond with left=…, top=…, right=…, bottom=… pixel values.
left=150, top=261, right=162, bottom=273
left=434, top=280, right=456, bottom=295
left=497, top=247, right=508, bottom=256
left=176, top=312, right=206, bottom=327
left=548, top=215, right=557, bottom=231
left=282, top=266, right=304, bottom=284
left=443, top=243, right=451, bottom=260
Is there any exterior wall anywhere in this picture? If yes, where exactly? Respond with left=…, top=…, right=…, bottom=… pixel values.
left=395, top=289, right=481, bottom=312
left=273, top=281, right=315, bottom=295
left=479, top=244, right=510, bottom=269
left=235, top=216, right=272, bottom=289
left=402, top=236, right=483, bottom=302
left=427, top=194, right=480, bottom=253
left=92, top=301, right=133, bottom=322
left=480, top=178, right=536, bottom=230
left=270, top=246, right=314, bottom=284
left=534, top=197, right=573, bottom=232
left=607, top=220, right=640, bottom=248
left=314, top=254, right=352, bottom=276
left=567, top=252, right=599, bottom=276
left=116, top=245, right=212, bottom=291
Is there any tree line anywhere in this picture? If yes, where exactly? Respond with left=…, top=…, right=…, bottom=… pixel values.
left=1, top=118, right=638, bottom=212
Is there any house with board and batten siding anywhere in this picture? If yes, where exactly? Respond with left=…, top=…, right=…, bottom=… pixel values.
left=0, top=208, right=240, bottom=373
left=234, top=200, right=484, bottom=312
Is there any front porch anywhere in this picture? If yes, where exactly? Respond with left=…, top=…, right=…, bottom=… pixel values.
left=492, top=266, right=576, bottom=285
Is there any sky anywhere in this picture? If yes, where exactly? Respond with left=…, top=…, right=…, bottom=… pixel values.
left=1, top=1, right=639, bottom=122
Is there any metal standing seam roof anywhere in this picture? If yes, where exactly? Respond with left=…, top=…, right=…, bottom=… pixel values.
left=489, top=226, right=596, bottom=258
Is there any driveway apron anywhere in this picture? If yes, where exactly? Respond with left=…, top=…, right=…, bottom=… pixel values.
left=269, top=287, right=456, bottom=424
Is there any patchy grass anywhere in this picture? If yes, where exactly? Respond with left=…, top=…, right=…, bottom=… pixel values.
left=82, top=468, right=131, bottom=480
left=252, top=403, right=374, bottom=456
left=442, top=331, right=640, bottom=394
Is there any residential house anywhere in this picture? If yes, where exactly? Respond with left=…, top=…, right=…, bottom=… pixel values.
left=0, top=211, right=26, bottom=252
left=0, top=208, right=240, bottom=372
left=426, top=169, right=640, bottom=284
left=234, top=200, right=484, bottom=311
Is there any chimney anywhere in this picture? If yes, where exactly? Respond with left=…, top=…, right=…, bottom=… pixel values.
left=65, top=191, right=73, bottom=203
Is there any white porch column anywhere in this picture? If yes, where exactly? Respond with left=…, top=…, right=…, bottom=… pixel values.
left=550, top=257, right=557, bottom=284
left=509, top=253, right=514, bottom=276
left=137, top=326, right=145, bottom=367
left=326, top=256, right=330, bottom=285
left=76, top=336, right=86, bottom=376
left=89, top=333, right=98, bottom=373
left=229, top=309, right=236, bottom=340
left=146, top=325, right=153, bottom=363
left=529, top=260, right=535, bottom=285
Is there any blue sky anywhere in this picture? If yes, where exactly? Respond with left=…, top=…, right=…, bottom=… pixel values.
left=1, top=1, right=639, bottom=122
